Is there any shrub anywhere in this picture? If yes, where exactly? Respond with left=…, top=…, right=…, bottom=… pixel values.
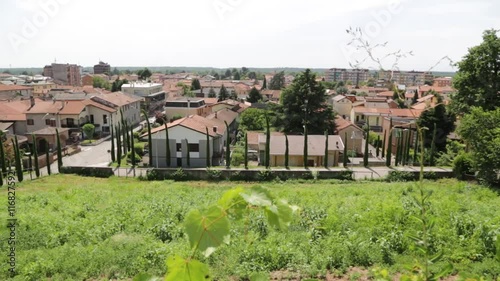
left=301, top=171, right=314, bottom=180
left=133, top=132, right=140, bottom=139
left=386, top=171, right=416, bottom=182
left=133, top=144, right=144, bottom=156
left=453, top=152, right=475, bottom=180
left=423, top=171, right=438, bottom=180
left=207, top=169, right=224, bottom=181
left=146, top=169, right=163, bottom=181
left=59, top=166, right=113, bottom=178
left=257, top=169, right=275, bottom=181
left=169, top=168, right=188, bottom=181
left=231, top=152, right=244, bottom=166
left=335, top=170, right=354, bottom=181
left=229, top=171, right=254, bottom=181
left=126, top=152, right=141, bottom=163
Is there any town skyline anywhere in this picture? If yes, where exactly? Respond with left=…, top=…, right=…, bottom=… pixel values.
left=1, top=0, right=499, bottom=71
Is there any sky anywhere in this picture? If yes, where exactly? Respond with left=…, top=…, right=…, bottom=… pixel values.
left=0, top=0, right=498, bottom=71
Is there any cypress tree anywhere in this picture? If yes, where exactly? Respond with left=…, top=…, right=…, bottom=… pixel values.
left=376, top=135, right=380, bottom=158
left=166, top=122, right=171, bottom=167
left=0, top=136, right=6, bottom=174
left=395, top=131, right=401, bottom=166
left=116, top=125, right=122, bottom=167
left=400, top=131, right=406, bottom=166
left=56, top=128, right=63, bottom=170
left=45, top=142, right=51, bottom=175
left=343, top=132, right=348, bottom=168
left=142, top=110, right=153, bottom=167
left=244, top=132, right=248, bottom=169
left=185, top=139, right=190, bottom=167
left=324, top=130, right=329, bottom=168
left=303, top=123, right=308, bottom=169
left=12, top=137, right=23, bottom=182
left=413, top=130, right=419, bottom=164
left=430, top=123, right=437, bottom=166
left=130, top=126, right=136, bottom=167
left=386, top=119, right=393, bottom=167
left=122, top=120, right=127, bottom=155
left=32, top=135, right=40, bottom=178
left=225, top=121, right=230, bottom=169
left=363, top=122, right=370, bottom=167
left=125, top=120, right=131, bottom=152
left=285, top=134, right=289, bottom=169
left=381, top=130, right=386, bottom=158
left=265, top=113, right=270, bottom=169
left=404, top=131, right=412, bottom=166
left=110, top=124, right=116, bottom=162
left=205, top=127, right=209, bottom=168
left=262, top=77, right=267, bottom=89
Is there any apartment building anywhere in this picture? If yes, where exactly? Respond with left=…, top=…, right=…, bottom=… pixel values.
left=93, top=61, right=111, bottom=75
left=379, top=70, right=433, bottom=86
left=43, top=63, right=82, bottom=86
left=325, top=68, right=370, bottom=85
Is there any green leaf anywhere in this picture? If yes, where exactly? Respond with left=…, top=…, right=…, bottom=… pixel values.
left=133, top=273, right=160, bottom=281
left=184, top=205, right=230, bottom=257
left=249, top=272, right=269, bottom=281
left=218, top=187, right=247, bottom=218
left=433, top=262, right=453, bottom=280
left=496, top=234, right=500, bottom=261
left=241, top=186, right=273, bottom=207
left=166, top=256, right=210, bottom=281
left=265, top=200, right=294, bottom=230
left=429, top=250, right=443, bottom=264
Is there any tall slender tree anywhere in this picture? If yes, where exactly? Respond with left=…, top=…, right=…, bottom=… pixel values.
left=395, top=132, right=401, bottom=166
left=0, top=136, right=6, bottom=174
left=324, top=130, right=329, bottom=168
left=285, top=134, right=289, bottom=169
left=45, top=142, right=51, bottom=175
left=56, top=128, right=63, bottom=170
left=376, top=135, right=380, bottom=158
left=363, top=122, right=370, bottom=167
left=430, top=123, right=437, bottom=166
left=130, top=126, right=136, bottom=167
left=166, top=121, right=171, bottom=167
left=205, top=127, right=210, bottom=168
left=404, top=131, right=412, bottom=166
left=142, top=110, right=153, bottom=167
left=303, top=123, right=308, bottom=169
left=244, top=132, right=248, bottom=169
left=386, top=119, right=393, bottom=167
left=343, top=132, right=348, bottom=168
left=262, top=77, right=267, bottom=89
left=12, top=137, right=22, bottom=182
left=224, top=121, right=230, bottom=169
left=381, top=130, right=386, bottom=158
left=110, top=124, right=116, bottom=162
left=116, top=125, right=122, bottom=167
left=32, top=135, right=40, bottom=178
left=125, top=120, right=131, bottom=152
left=265, top=113, right=271, bottom=169
left=413, top=130, right=419, bottom=164
left=122, top=120, right=128, bottom=155
left=185, top=139, right=190, bottom=167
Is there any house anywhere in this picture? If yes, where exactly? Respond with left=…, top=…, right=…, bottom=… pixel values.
left=164, top=98, right=212, bottom=120
left=261, top=89, right=281, bottom=102
left=350, top=107, right=423, bottom=132
left=335, top=116, right=364, bottom=154
left=332, top=95, right=353, bottom=119
left=0, top=99, right=32, bottom=135
left=0, top=84, right=33, bottom=99
left=142, top=115, right=230, bottom=168
left=258, top=134, right=344, bottom=167
left=121, top=82, right=166, bottom=113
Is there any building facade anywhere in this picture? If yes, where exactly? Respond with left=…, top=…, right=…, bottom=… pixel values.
left=325, top=68, right=370, bottom=85
left=44, top=63, right=82, bottom=86
left=93, top=61, right=111, bottom=75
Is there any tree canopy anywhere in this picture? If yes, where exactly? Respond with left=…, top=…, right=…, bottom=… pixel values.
left=457, top=107, right=500, bottom=186
left=269, top=71, right=285, bottom=90
left=137, top=68, right=152, bottom=80
left=218, top=84, right=229, bottom=101
left=246, top=87, right=262, bottom=103
left=93, top=76, right=111, bottom=90
left=191, top=78, right=201, bottom=90
left=452, top=29, right=500, bottom=114
left=278, top=69, right=336, bottom=134
left=417, top=93, right=455, bottom=152
left=239, top=108, right=266, bottom=131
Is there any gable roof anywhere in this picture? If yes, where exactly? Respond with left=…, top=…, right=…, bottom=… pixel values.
left=142, top=115, right=226, bottom=138
left=335, top=116, right=363, bottom=132
left=0, top=100, right=31, bottom=121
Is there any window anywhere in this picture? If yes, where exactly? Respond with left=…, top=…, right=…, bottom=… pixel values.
left=27, top=119, right=34, bottom=125
left=189, top=144, right=199, bottom=152
left=103, top=115, right=108, bottom=124
left=67, top=118, right=74, bottom=127
left=46, top=119, right=56, bottom=127
left=176, top=143, right=182, bottom=151
left=90, top=115, right=94, bottom=124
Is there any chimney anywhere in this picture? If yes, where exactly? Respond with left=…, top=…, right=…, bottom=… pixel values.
left=30, top=96, right=35, bottom=108
left=215, top=111, right=217, bottom=119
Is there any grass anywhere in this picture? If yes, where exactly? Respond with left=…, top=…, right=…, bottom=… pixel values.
left=1, top=175, right=499, bottom=280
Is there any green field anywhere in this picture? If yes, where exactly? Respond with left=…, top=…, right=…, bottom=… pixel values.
left=1, top=175, right=499, bottom=280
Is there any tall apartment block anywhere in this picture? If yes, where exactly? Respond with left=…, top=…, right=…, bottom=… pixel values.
left=43, top=63, right=82, bottom=86
left=325, top=68, right=370, bottom=86
left=379, top=70, right=433, bottom=86
left=93, top=61, right=111, bottom=75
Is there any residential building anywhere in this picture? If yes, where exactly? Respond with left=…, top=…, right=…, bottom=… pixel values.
left=94, top=61, right=111, bottom=75
left=0, top=99, right=32, bottom=135
left=164, top=98, right=211, bottom=121
left=0, top=84, right=33, bottom=99
left=44, top=63, right=82, bottom=86
left=433, top=77, right=453, bottom=87
left=261, top=89, right=281, bottom=102
left=350, top=107, right=423, bottom=132
left=143, top=115, right=230, bottom=168
left=325, top=68, right=370, bottom=85
left=332, top=95, right=353, bottom=119
left=379, top=70, right=433, bottom=86
left=258, top=134, right=344, bottom=167
left=121, top=82, right=165, bottom=113
left=335, top=116, right=364, bottom=154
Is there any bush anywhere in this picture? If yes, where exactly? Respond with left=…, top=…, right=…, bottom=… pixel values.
left=453, top=152, right=474, bottom=180
left=386, top=171, right=416, bottom=182
left=133, top=144, right=144, bottom=156
left=301, top=171, right=314, bottom=180
left=229, top=171, right=253, bottom=181
left=168, top=168, right=188, bottom=181
left=257, top=170, right=275, bottom=181
left=126, top=152, right=141, bottom=163
left=207, top=169, right=224, bottom=181
left=231, top=152, right=244, bottom=166
left=423, top=171, right=438, bottom=180
left=335, top=170, right=354, bottom=181
left=145, top=169, right=163, bottom=181
left=133, top=132, right=140, bottom=139
left=59, top=166, right=114, bottom=178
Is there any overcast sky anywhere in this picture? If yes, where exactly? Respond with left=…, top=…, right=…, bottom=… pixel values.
left=0, top=0, right=498, bottom=71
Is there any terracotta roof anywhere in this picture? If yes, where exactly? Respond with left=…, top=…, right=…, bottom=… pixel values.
left=353, top=107, right=423, bottom=118
left=143, top=115, right=226, bottom=138
left=25, top=99, right=63, bottom=114
left=0, top=84, right=33, bottom=92
left=376, top=91, right=394, bottom=97
left=0, top=100, right=31, bottom=121
left=82, top=99, right=116, bottom=113
left=201, top=98, right=218, bottom=105
left=98, top=91, right=143, bottom=107
left=335, top=116, right=362, bottom=131
left=206, top=108, right=238, bottom=126
left=31, top=127, right=69, bottom=135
